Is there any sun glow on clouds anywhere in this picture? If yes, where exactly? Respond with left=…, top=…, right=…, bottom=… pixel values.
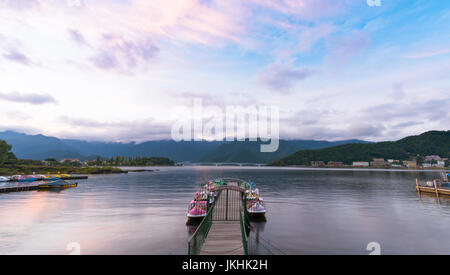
left=0, top=0, right=448, bottom=142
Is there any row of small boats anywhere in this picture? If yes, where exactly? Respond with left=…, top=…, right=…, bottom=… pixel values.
left=186, top=178, right=266, bottom=221
left=0, top=173, right=77, bottom=190
left=187, top=179, right=222, bottom=219
left=0, top=173, right=71, bottom=182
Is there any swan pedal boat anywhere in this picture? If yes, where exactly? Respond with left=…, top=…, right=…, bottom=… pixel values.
left=187, top=200, right=207, bottom=219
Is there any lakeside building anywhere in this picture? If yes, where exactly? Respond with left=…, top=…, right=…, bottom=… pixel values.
left=310, top=161, right=325, bottom=167
left=353, top=161, right=369, bottom=167
left=370, top=158, right=388, bottom=167
left=326, top=161, right=344, bottom=168
left=403, top=160, right=417, bottom=168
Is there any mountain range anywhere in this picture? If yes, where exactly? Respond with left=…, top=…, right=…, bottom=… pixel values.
left=0, top=131, right=368, bottom=163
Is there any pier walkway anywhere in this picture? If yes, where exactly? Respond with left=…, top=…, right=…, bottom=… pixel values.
left=188, top=179, right=249, bottom=255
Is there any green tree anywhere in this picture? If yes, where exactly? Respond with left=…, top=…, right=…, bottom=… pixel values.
left=0, top=140, right=15, bottom=164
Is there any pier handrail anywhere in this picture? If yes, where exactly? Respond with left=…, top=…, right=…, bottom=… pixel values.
left=239, top=206, right=248, bottom=255
left=187, top=191, right=219, bottom=255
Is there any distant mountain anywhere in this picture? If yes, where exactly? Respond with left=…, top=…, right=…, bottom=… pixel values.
left=0, top=131, right=369, bottom=163
left=0, top=131, right=83, bottom=160
left=270, top=130, right=450, bottom=166
left=61, top=138, right=222, bottom=162
left=198, top=139, right=369, bottom=163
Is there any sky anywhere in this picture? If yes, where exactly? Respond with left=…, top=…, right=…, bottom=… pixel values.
left=0, top=0, right=449, bottom=143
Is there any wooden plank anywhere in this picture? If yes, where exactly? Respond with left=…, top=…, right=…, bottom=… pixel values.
left=418, top=186, right=450, bottom=196
left=200, top=223, right=244, bottom=255
left=0, top=183, right=40, bottom=193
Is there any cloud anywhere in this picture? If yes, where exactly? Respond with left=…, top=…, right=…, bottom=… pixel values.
left=59, top=116, right=172, bottom=142
left=348, top=123, right=386, bottom=138
left=258, top=63, right=315, bottom=93
left=90, top=34, right=159, bottom=72
left=250, top=0, right=349, bottom=20
left=0, top=91, right=57, bottom=105
left=404, top=48, right=450, bottom=59
left=68, top=29, right=88, bottom=46
left=326, top=31, right=370, bottom=66
left=298, top=23, right=336, bottom=52
left=0, top=0, right=40, bottom=10
left=2, top=49, right=32, bottom=65
left=392, top=121, right=424, bottom=129
left=362, top=98, right=450, bottom=122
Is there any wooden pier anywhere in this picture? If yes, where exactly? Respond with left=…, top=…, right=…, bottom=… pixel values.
left=0, top=183, right=40, bottom=193
left=200, top=182, right=244, bottom=255
left=188, top=180, right=249, bottom=255
left=416, top=178, right=450, bottom=196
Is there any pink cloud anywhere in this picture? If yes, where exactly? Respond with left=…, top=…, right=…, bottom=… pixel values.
left=249, top=0, right=351, bottom=20
left=90, top=34, right=159, bottom=71
left=258, top=63, right=315, bottom=93
left=404, top=48, right=450, bottom=59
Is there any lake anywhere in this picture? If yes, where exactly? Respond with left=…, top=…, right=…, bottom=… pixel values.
left=0, top=166, right=449, bottom=255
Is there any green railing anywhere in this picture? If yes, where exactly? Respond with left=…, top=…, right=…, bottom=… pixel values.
left=187, top=200, right=216, bottom=255
left=239, top=207, right=248, bottom=255
left=187, top=188, right=250, bottom=255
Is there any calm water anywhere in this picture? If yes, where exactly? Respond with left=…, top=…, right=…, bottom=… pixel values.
left=0, top=166, right=449, bottom=255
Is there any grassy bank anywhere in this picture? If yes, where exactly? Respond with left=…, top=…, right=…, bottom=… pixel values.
left=0, top=165, right=127, bottom=176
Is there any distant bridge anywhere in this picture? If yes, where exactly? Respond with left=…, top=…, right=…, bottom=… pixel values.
left=179, top=162, right=266, bottom=167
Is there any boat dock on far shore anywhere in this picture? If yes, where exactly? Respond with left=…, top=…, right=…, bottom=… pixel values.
left=416, top=176, right=450, bottom=197
left=0, top=175, right=87, bottom=193
left=7, top=175, right=88, bottom=182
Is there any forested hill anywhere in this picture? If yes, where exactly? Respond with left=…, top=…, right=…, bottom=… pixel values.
left=270, top=131, right=450, bottom=166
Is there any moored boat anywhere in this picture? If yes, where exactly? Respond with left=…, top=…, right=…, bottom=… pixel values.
left=38, top=179, right=77, bottom=189
left=186, top=200, right=207, bottom=223
left=245, top=186, right=266, bottom=220
left=17, top=174, right=37, bottom=182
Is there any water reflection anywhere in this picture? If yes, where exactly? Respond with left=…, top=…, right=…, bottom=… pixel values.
left=0, top=167, right=449, bottom=254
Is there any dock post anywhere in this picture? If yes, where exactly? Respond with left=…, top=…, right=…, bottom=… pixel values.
left=433, top=180, right=440, bottom=203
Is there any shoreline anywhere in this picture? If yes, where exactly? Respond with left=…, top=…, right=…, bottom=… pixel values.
left=128, top=165, right=450, bottom=173
left=0, top=165, right=128, bottom=176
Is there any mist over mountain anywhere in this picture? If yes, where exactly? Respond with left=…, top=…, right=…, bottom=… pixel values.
left=0, top=131, right=369, bottom=163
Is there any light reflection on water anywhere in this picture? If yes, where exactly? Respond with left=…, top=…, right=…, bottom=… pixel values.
left=0, top=166, right=449, bottom=254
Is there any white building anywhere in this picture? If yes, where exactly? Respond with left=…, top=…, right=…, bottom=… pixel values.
left=353, top=161, right=369, bottom=167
